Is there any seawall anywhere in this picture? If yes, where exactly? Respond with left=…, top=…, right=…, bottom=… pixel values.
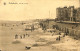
left=55, top=22, right=80, bottom=39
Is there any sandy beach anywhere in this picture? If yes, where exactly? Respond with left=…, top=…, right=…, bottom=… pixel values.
left=0, top=22, right=80, bottom=51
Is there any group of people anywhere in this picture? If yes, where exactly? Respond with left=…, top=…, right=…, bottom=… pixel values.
left=56, top=32, right=67, bottom=41
left=15, top=33, right=30, bottom=39
left=56, top=36, right=61, bottom=41
left=51, top=31, right=66, bottom=41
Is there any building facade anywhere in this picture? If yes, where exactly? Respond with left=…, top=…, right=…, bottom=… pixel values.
left=56, top=6, right=80, bottom=22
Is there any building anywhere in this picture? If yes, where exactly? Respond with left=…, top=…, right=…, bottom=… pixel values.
left=76, top=8, right=80, bottom=21
left=56, top=6, right=80, bottom=22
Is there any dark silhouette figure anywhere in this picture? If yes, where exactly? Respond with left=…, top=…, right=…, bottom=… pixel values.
left=59, top=36, right=60, bottom=41
left=26, top=33, right=30, bottom=37
left=25, top=46, right=31, bottom=50
left=31, top=24, right=34, bottom=32
left=20, top=35, right=22, bottom=39
left=23, top=34, right=25, bottom=38
left=15, top=34, right=18, bottom=39
left=56, top=36, right=61, bottom=41
left=56, top=37, right=58, bottom=40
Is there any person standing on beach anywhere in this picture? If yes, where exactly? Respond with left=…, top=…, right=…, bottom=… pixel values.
left=15, top=34, right=18, bottom=39
left=59, top=36, right=60, bottom=41
left=20, top=35, right=22, bottom=39
left=23, top=34, right=25, bottom=38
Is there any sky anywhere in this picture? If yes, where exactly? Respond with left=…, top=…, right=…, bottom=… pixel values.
left=0, top=0, right=79, bottom=21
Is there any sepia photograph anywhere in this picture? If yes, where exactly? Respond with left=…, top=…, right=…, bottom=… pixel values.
left=0, top=0, right=80, bottom=51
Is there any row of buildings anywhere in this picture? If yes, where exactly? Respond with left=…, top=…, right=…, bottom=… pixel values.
left=56, top=6, right=80, bottom=22
left=35, top=6, right=80, bottom=39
